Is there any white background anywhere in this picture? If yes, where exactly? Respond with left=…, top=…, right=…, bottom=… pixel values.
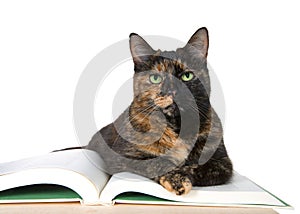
left=0, top=1, right=299, bottom=213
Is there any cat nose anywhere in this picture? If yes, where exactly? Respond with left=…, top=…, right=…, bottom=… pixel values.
left=167, top=90, right=176, bottom=97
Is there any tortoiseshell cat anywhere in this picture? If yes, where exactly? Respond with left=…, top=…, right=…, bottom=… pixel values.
left=87, top=28, right=233, bottom=195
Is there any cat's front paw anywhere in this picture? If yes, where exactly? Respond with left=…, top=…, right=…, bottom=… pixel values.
left=158, top=173, right=192, bottom=195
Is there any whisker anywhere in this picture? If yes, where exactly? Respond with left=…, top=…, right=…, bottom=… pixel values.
left=188, top=104, right=209, bottom=120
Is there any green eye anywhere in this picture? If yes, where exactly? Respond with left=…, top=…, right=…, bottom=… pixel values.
left=149, top=74, right=162, bottom=84
left=181, top=72, right=194, bottom=81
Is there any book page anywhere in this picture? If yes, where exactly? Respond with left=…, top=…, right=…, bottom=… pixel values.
left=99, top=172, right=288, bottom=208
left=192, top=173, right=263, bottom=192
left=0, top=149, right=110, bottom=204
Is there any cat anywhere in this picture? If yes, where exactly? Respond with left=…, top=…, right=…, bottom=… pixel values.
left=86, top=27, right=233, bottom=195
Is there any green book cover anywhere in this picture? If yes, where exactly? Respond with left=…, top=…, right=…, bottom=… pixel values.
left=0, top=184, right=81, bottom=201
left=115, top=192, right=170, bottom=203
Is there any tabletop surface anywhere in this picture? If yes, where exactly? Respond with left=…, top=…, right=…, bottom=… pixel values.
left=0, top=203, right=279, bottom=214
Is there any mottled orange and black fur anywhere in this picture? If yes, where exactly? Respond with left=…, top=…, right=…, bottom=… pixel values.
left=87, top=28, right=233, bottom=195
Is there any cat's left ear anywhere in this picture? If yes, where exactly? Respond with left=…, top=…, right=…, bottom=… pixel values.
left=184, top=27, right=209, bottom=58
left=129, top=33, right=155, bottom=63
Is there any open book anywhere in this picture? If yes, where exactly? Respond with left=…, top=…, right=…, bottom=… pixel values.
left=0, top=149, right=291, bottom=209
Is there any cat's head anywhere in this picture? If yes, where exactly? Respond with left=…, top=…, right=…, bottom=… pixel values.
left=129, top=28, right=211, bottom=114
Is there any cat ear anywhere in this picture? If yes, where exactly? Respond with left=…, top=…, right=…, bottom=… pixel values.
left=184, top=27, right=209, bottom=58
left=129, top=33, right=155, bottom=63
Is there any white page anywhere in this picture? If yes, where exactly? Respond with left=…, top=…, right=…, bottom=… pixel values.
left=0, top=149, right=110, bottom=204
left=99, top=172, right=288, bottom=208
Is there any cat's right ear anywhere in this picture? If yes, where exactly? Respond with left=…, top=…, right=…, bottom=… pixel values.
left=184, top=27, right=209, bottom=59
left=129, top=33, right=155, bottom=63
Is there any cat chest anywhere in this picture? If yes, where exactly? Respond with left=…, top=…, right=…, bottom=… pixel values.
left=137, top=127, right=189, bottom=164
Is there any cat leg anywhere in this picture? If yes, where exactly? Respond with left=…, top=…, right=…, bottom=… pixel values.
left=155, top=156, right=232, bottom=195
left=155, top=169, right=192, bottom=195
left=185, top=156, right=233, bottom=186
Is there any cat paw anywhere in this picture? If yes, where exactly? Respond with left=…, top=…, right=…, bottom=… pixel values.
left=159, top=173, right=192, bottom=195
